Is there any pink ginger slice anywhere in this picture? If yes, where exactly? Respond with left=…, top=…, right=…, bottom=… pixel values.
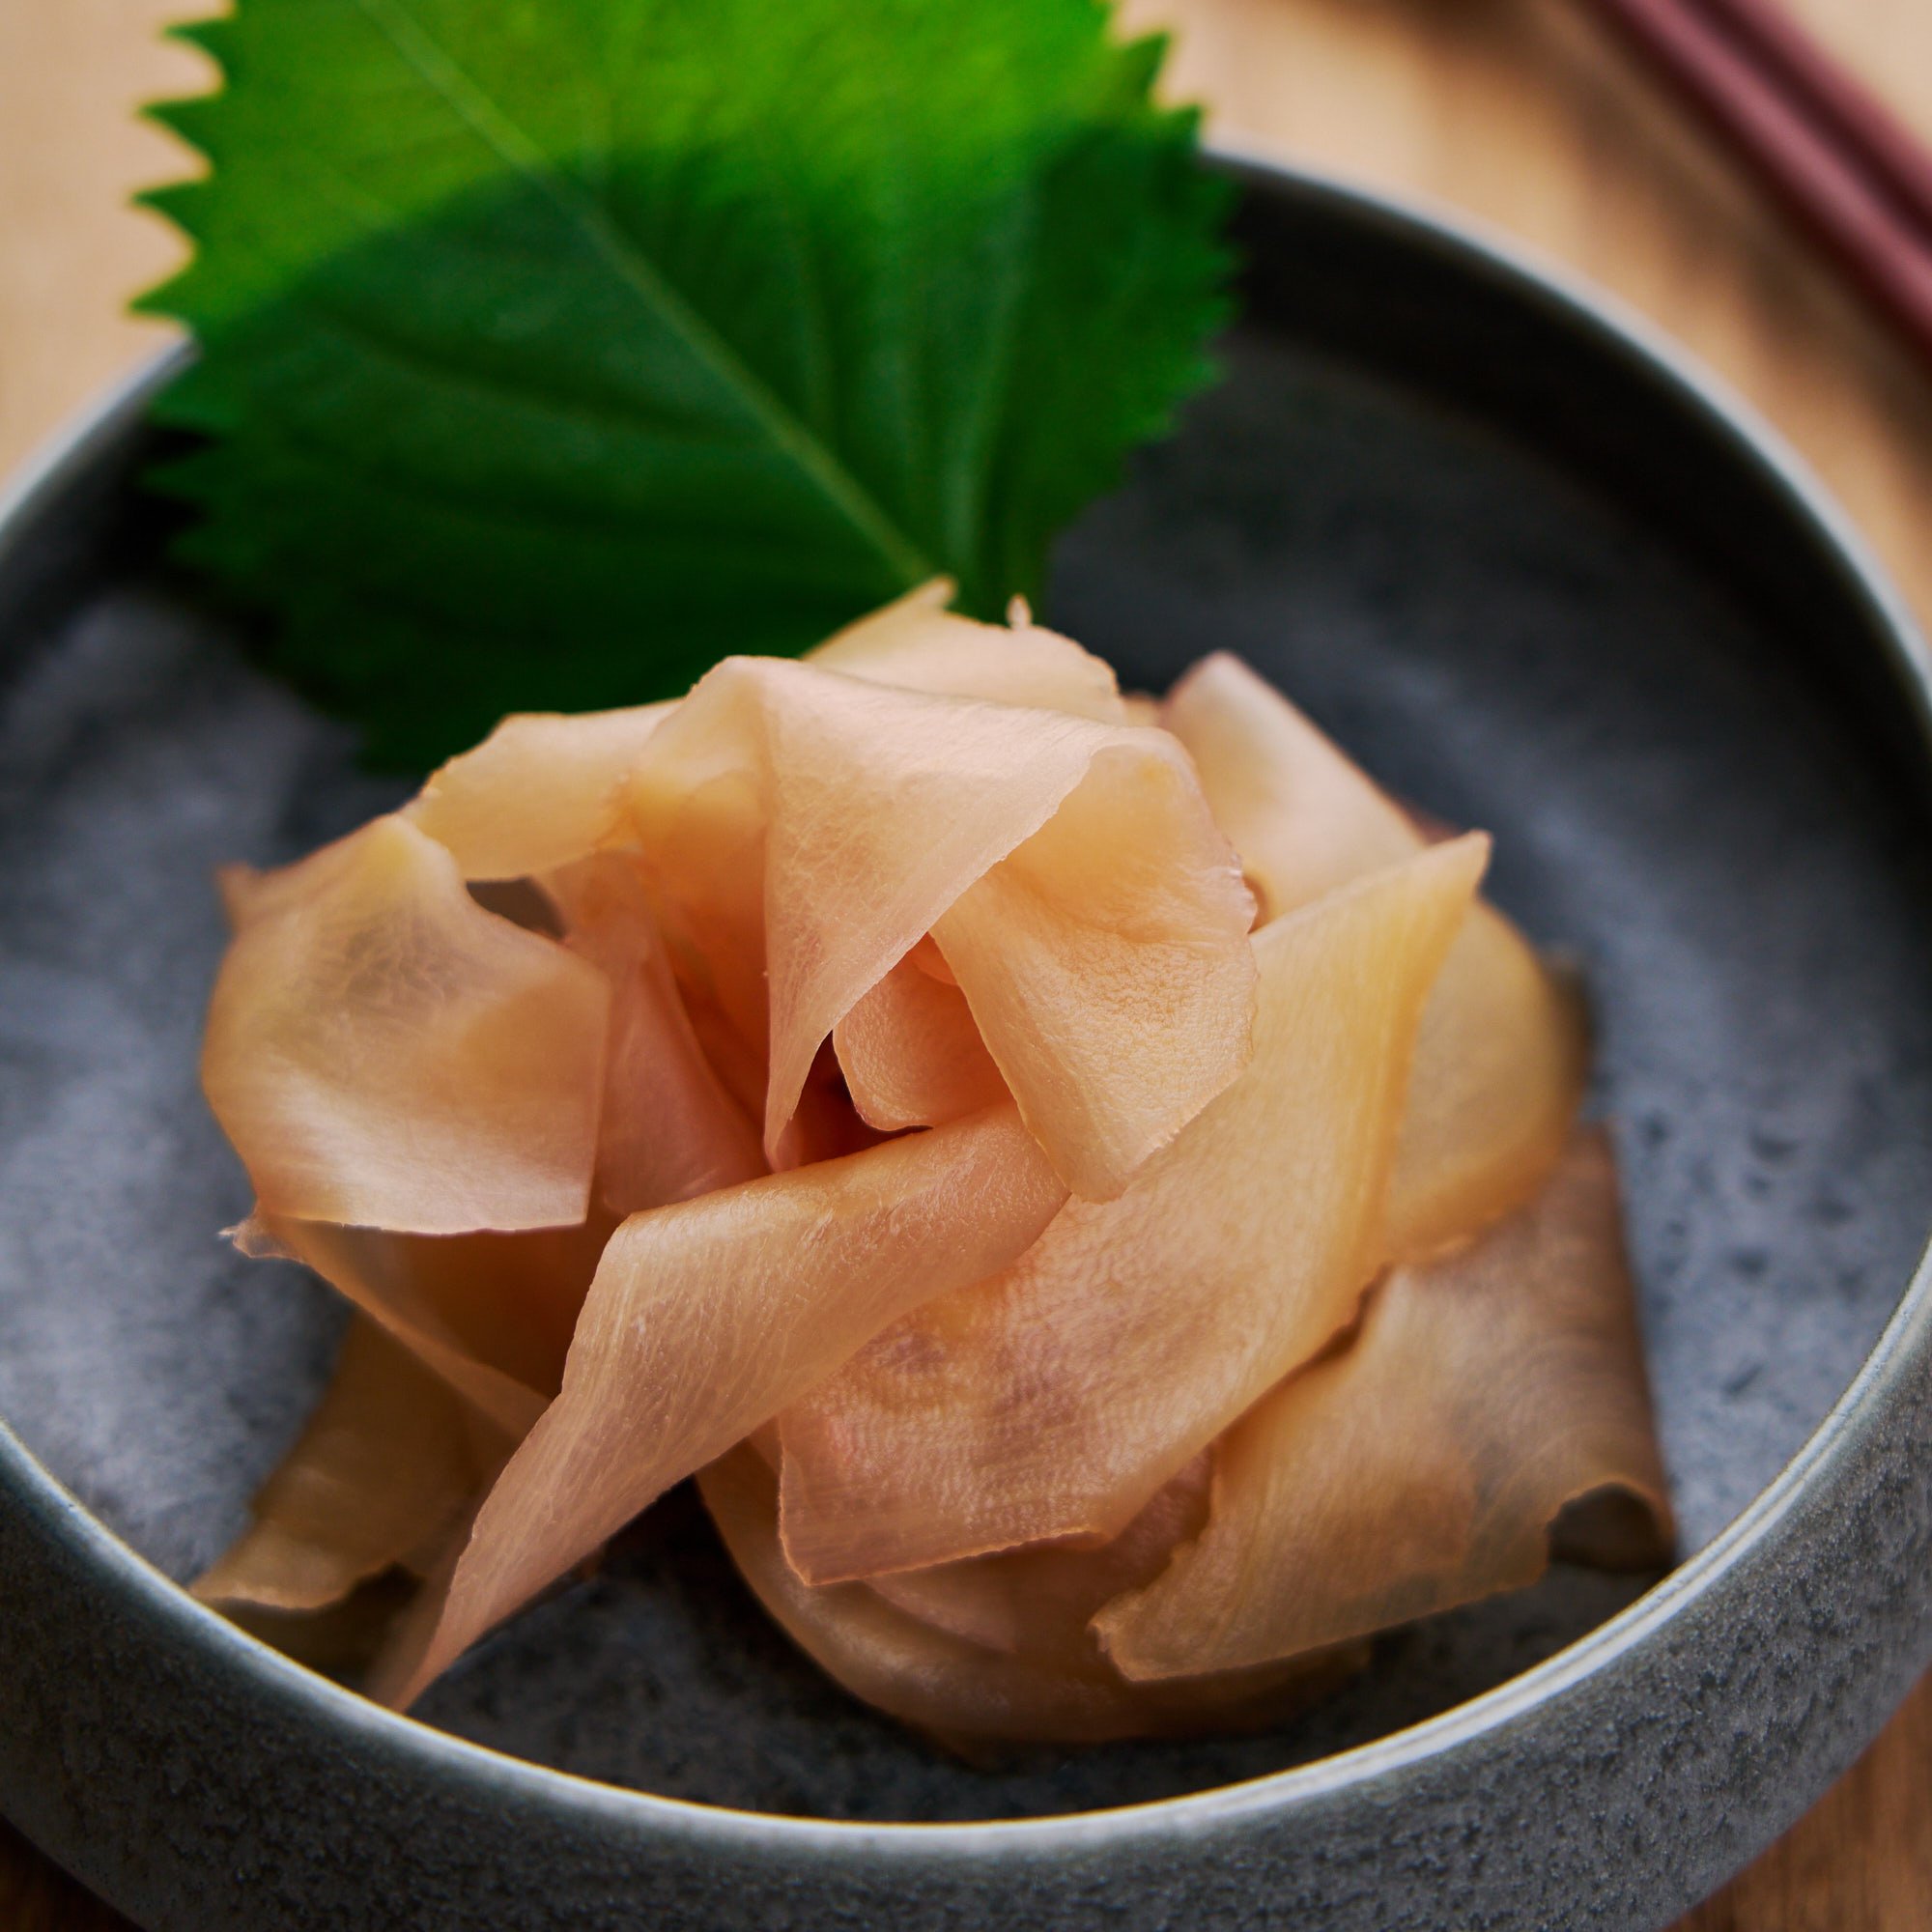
left=777, top=835, right=1488, bottom=1584
left=864, top=1456, right=1212, bottom=1668
left=203, top=815, right=609, bottom=1235
left=806, top=580, right=1127, bottom=721
left=622, top=654, right=1255, bottom=1195
left=1389, top=902, right=1590, bottom=1260
left=833, top=944, right=1009, bottom=1131
left=1094, top=1127, right=1673, bottom=1679
left=1165, top=651, right=1587, bottom=1258
left=234, top=1214, right=611, bottom=1439
left=544, top=852, right=765, bottom=1214
left=702, top=1445, right=1363, bottom=1747
left=405, top=701, right=674, bottom=881
left=386, top=1103, right=1068, bottom=1705
left=193, top=1318, right=502, bottom=1614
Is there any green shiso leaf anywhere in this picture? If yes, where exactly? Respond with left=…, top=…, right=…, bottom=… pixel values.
left=137, top=0, right=1232, bottom=766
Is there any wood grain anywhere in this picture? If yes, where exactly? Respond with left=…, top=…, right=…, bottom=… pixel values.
left=0, top=0, right=1927, bottom=1925
left=0, top=1816, right=133, bottom=1932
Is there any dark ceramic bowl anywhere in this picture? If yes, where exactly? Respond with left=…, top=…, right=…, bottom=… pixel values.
left=2, top=151, right=1930, bottom=1932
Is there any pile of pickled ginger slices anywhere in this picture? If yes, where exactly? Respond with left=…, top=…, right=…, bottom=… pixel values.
left=197, top=584, right=1673, bottom=1746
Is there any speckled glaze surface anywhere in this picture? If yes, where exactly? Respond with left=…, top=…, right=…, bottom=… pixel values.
left=1, top=155, right=1929, bottom=1930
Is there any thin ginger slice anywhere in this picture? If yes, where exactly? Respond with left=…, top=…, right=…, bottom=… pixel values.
left=866, top=1456, right=1211, bottom=1668
left=203, top=816, right=609, bottom=1235
left=929, top=740, right=1261, bottom=1200
left=622, top=655, right=1254, bottom=1193
left=1386, top=905, right=1590, bottom=1261
left=806, top=580, right=1127, bottom=721
left=735, top=1421, right=1200, bottom=1666
left=833, top=948, right=1009, bottom=1131
left=1095, top=1127, right=1673, bottom=1680
left=1163, top=652, right=1418, bottom=914
left=805, top=628, right=1240, bottom=1185
left=1165, top=651, right=1587, bottom=1258
left=193, top=1318, right=500, bottom=1614
left=544, top=853, right=765, bottom=1214
left=385, top=1103, right=1068, bottom=1705
left=776, top=835, right=1487, bottom=1585
left=235, top=1213, right=614, bottom=1438
left=638, top=763, right=773, bottom=1101
left=702, top=1445, right=1364, bottom=1747
left=405, top=701, right=674, bottom=881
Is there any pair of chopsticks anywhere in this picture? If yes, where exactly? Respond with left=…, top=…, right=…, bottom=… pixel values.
left=1581, top=0, right=1932, bottom=368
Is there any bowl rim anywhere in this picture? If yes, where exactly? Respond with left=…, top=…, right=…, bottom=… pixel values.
left=2, top=139, right=1930, bottom=1860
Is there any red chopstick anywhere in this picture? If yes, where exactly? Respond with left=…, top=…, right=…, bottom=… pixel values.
left=1694, top=0, right=1932, bottom=241
left=1579, top=0, right=1932, bottom=369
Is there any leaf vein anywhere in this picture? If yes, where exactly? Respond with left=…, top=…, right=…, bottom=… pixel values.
left=349, top=0, right=934, bottom=586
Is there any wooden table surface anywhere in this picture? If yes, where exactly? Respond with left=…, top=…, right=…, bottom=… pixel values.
left=1, top=0, right=1928, bottom=1924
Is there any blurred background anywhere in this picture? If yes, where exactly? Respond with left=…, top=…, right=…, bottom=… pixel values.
left=1, top=1, right=1928, bottom=1926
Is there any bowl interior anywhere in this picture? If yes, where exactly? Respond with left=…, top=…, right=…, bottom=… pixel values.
left=1, top=185, right=1929, bottom=1825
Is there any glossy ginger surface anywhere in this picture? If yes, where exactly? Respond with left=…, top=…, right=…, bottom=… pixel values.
left=198, top=586, right=1671, bottom=1744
